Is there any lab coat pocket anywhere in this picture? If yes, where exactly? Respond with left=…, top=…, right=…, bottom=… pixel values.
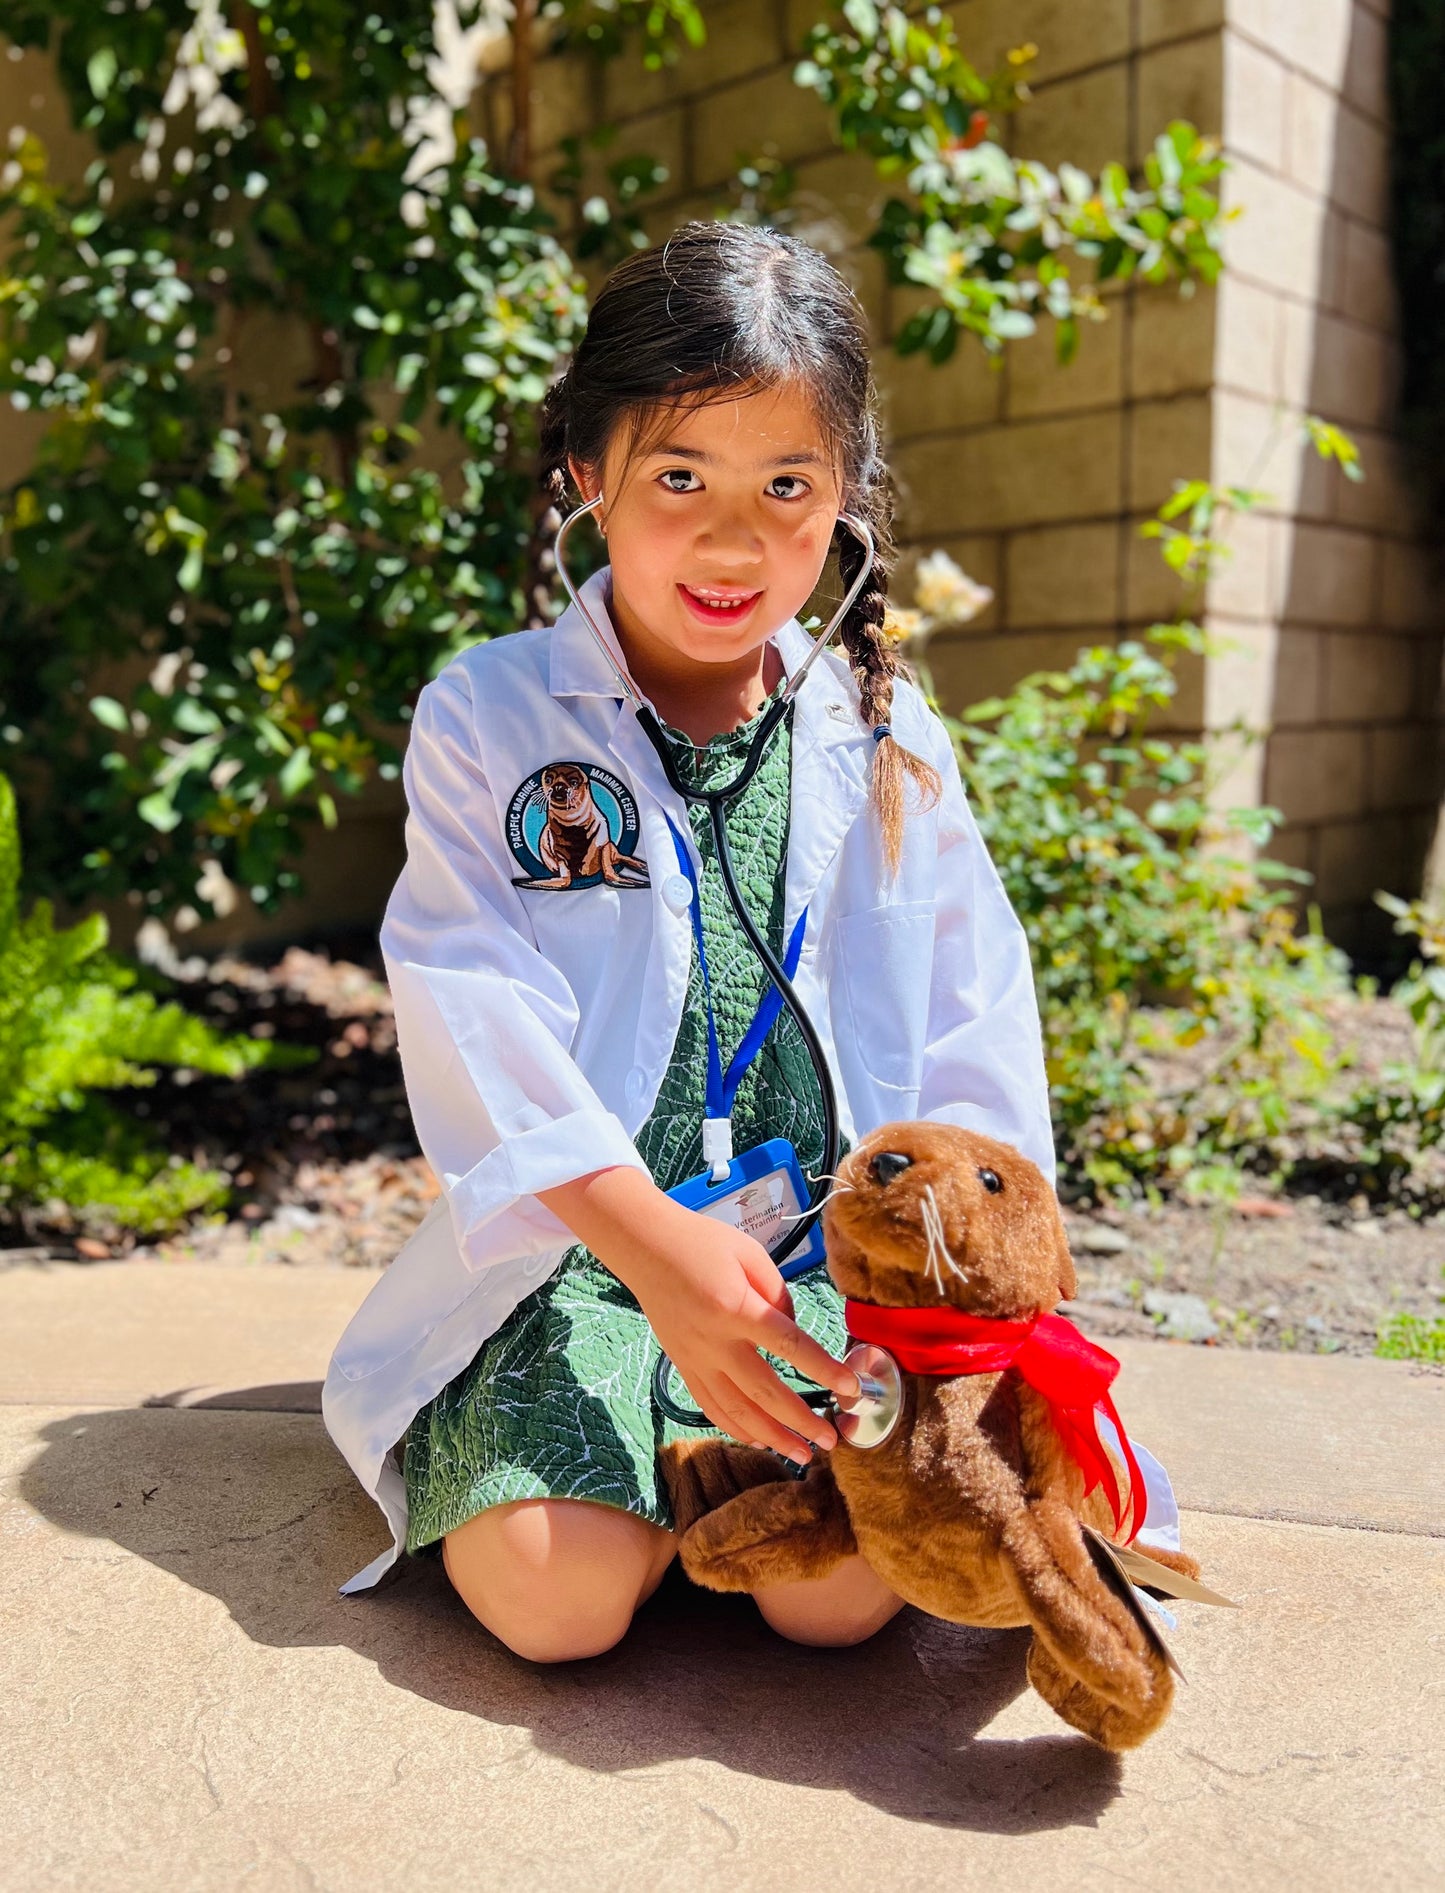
left=835, top=901, right=935, bottom=1092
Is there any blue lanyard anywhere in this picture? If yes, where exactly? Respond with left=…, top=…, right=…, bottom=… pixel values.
left=666, top=815, right=806, bottom=1175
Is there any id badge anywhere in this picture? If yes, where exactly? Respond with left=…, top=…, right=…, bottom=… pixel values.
left=665, top=1136, right=828, bottom=1280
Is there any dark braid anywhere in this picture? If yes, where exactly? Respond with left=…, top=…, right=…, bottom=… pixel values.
left=529, top=378, right=572, bottom=623
left=835, top=463, right=941, bottom=869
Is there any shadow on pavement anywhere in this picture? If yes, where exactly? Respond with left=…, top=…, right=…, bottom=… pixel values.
left=23, top=1398, right=1123, bottom=1834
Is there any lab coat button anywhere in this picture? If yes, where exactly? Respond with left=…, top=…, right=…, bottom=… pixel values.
left=661, top=872, right=693, bottom=914
left=624, top=1066, right=648, bottom=1103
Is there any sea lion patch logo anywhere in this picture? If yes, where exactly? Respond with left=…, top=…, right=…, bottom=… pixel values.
left=506, top=760, right=650, bottom=891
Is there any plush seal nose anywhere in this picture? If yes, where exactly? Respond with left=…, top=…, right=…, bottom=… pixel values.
left=869, top=1150, right=913, bottom=1187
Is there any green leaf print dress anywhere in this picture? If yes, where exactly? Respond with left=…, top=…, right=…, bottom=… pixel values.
left=403, top=693, right=849, bottom=1548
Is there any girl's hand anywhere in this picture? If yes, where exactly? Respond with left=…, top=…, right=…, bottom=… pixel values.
left=537, top=1167, right=860, bottom=1464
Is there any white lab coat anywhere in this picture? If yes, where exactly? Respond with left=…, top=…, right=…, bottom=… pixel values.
left=323, top=569, right=1056, bottom=1591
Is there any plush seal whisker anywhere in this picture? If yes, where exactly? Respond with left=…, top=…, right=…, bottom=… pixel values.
left=920, top=1181, right=969, bottom=1290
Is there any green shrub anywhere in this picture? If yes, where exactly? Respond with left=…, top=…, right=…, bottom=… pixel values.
left=905, top=420, right=1366, bottom=1200
left=1376, top=1310, right=1445, bottom=1364
left=1334, top=895, right=1445, bottom=1189
left=946, top=631, right=1349, bottom=1196
left=0, top=2, right=585, bottom=923
left=0, top=772, right=305, bottom=1236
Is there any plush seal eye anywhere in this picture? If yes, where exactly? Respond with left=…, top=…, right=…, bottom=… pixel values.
left=870, top=1150, right=913, bottom=1187
left=978, top=1167, right=1002, bottom=1194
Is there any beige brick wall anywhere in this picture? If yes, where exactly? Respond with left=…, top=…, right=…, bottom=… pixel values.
left=5, top=1, right=1440, bottom=953
left=1208, top=0, right=1443, bottom=949
left=501, top=0, right=1440, bottom=952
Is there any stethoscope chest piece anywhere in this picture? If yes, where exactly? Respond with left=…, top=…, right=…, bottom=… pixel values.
left=833, top=1343, right=903, bottom=1450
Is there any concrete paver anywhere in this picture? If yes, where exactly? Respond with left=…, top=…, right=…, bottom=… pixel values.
left=0, top=1261, right=371, bottom=1409
left=1110, top=1337, right=1445, bottom=1537
left=4, top=1400, right=1442, bottom=1891
left=3, top=1259, right=1444, bottom=1889
left=2, top=1262, right=1441, bottom=1530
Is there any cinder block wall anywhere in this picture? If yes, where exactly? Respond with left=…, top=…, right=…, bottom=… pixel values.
left=496, top=0, right=1442, bottom=953
left=5, top=2, right=1440, bottom=953
left=1205, top=0, right=1442, bottom=951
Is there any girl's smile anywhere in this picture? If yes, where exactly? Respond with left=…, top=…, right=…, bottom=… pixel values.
left=676, top=582, right=765, bottom=627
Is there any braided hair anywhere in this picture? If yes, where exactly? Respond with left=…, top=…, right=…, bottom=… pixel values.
left=537, top=222, right=940, bottom=867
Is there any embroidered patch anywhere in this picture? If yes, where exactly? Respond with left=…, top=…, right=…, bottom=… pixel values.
left=506, top=760, right=650, bottom=891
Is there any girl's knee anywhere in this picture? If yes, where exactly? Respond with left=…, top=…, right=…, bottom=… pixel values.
left=441, top=1498, right=670, bottom=1663
left=468, top=1589, right=636, bottom=1664
left=752, top=1556, right=904, bottom=1649
left=754, top=1594, right=897, bottom=1648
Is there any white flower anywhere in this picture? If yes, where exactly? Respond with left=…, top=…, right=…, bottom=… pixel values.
left=882, top=606, right=926, bottom=645
left=913, top=549, right=994, bottom=625
left=196, top=855, right=239, bottom=918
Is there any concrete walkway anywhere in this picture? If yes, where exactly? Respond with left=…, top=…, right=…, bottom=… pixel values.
left=2, top=1261, right=1442, bottom=1891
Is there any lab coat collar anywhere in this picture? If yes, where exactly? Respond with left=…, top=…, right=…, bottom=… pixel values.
left=783, top=645, right=872, bottom=937
left=548, top=568, right=637, bottom=700
left=548, top=566, right=873, bottom=933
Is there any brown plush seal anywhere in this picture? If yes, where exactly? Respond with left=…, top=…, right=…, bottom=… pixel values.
left=661, top=1121, right=1208, bottom=1750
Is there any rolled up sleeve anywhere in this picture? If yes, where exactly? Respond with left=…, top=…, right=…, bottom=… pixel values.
left=381, top=669, right=647, bottom=1269
left=916, top=722, right=1057, bottom=1186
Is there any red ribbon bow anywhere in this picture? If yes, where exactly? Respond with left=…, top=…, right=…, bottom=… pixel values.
left=844, top=1300, right=1144, bottom=1542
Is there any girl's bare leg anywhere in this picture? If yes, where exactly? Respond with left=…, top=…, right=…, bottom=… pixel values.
left=442, top=1497, right=675, bottom=1663
left=752, top=1554, right=904, bottom=1647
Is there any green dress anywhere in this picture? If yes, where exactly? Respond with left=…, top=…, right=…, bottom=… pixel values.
left=403, top=694, right=848, bottom=1549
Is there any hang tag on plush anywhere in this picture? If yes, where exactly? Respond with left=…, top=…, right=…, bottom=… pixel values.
left=1084, top=1526, right=1240, bottom=1610
left=1082, top=1527, right=1187, bottom=1681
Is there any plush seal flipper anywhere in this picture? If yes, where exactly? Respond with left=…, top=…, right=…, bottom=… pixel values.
left=659, top=1438, right=789, bottom=1539
left=1003, top=1496, right=1175, bottom=1749
left=1026, top=1637, right=1174, bottom=1752
left=660, top=1442, right=857, bottom=1593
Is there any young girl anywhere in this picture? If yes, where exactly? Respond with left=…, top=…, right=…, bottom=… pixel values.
left=323, top=222, right=1055, bottom=1659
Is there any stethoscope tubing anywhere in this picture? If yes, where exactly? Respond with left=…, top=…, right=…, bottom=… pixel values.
left=551, top=495, right=877, bottom=1433
left=644, top=745, right=840, bottom=1269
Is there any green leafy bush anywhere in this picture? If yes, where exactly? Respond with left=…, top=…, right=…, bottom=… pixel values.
left=794, top=3, right=1226, bottom=362
left=1376, top=1309, right=1445, bottom=1364
left=0, top=1, right=585, bottom=923
left=947, top=632, right=1348, bottom=1196
left=904, top=419, right=1367, bottom=1200
left=0, top=773, right=304, bottom=1236
left=1334, top=896, right=1445, bottom=1190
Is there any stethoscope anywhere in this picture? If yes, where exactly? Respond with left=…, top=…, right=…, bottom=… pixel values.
left=553, top=497, right=904, bottom=1453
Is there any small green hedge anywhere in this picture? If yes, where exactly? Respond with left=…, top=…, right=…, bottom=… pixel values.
left=0, top=773, right=309, bottom=1236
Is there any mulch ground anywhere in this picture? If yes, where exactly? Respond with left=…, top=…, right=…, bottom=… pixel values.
left=6, top=939, right=1442, bottom=1358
